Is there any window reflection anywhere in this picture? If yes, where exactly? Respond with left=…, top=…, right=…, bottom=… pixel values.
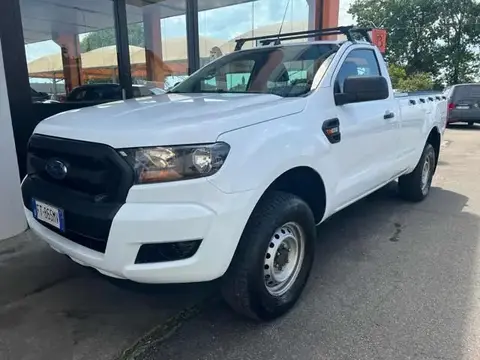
left=20, top=0, right=322, bottom=103
left=21, top=0, right=121, bottom=103
left=198, top=0, right=314, bottom=68
left=125, top=0, right=188, bottom=91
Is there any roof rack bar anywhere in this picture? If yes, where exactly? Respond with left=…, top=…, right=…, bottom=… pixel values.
left=234, top=25, right=373, bottom=51
left=353, top=28, right=373, bottom=43
left=259, top=29, right=348, bottom=46
left=236, top=26, right=355, bottom=43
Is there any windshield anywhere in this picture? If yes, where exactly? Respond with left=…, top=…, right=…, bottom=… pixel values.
left=170, top=43, right=339, bottom=98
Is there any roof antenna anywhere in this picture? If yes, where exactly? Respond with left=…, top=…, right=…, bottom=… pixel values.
left=276, top=0, right=292, bottom=45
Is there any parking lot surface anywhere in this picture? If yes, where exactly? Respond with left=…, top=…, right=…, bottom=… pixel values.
left=0, top=234, right=216, bottom=360
left=146, top=126, right=480, bottom=360
left=1, top=126, right=480, bottom=360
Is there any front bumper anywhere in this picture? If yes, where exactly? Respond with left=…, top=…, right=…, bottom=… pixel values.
left=26, top=179, right=257, bottom=284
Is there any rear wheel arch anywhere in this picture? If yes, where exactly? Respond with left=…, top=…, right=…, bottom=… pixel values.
left=426, top=126, right=441, bottom=172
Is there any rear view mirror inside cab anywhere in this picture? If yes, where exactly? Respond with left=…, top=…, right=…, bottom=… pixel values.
left=335, top=76, right=389, bottom=106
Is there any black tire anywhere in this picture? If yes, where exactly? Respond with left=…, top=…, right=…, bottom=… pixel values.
left=468, top=122, right=474, bottom=127
left=221, top=191, right=316, bottom=321
left=398, top=143, right=436, bottom=202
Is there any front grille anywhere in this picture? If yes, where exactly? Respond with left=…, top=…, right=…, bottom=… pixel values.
left=26, top=134, right=132, bottom=201
left=22, top=134, right=134, bottom=253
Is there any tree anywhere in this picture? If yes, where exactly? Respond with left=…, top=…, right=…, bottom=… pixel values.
left=80, top=23, right=145, bottom=53
left=435, top=0, right=480, bottom=84
left=388, top=63, right=433, bottom=91
left=388, top=63, right=407, bottom=88
left=349, top=0, right=441, bottom=76
left=398, top=72, right=434, bottom=91
left=349, top=0, right=480, bottom=85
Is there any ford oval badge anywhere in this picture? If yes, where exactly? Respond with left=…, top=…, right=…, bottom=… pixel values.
left=45, top=159, right=68, bottom=180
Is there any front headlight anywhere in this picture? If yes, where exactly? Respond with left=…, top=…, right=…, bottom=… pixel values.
left=119, top=142, right=230, bottom=184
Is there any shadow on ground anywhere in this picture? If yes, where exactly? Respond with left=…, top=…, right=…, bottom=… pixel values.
left=144, top=184, right=479, bottom=360
left=0, top=182, right=478, bottom=360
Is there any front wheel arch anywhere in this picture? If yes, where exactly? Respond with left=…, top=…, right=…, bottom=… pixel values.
left=261, top=166, right=327, bottom=224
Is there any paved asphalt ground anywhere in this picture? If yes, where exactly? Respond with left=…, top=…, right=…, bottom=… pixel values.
left=1, top=126, right=480, bottom=360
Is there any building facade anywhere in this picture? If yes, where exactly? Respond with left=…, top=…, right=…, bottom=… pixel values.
left=0, top=0, right=340, bottom=239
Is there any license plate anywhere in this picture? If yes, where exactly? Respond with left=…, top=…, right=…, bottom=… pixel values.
left=32, top=199, right=65, bottom=231
left=456, top=105, right=470, bottom=109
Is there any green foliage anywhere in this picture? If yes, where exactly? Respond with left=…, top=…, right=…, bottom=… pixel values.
left=388, top=63, right=407, bottom=88
left=435, top=0, right=480, bottom=84
left=398, top=72, right=434, bottom=91
left=80, top=23, right=145, bottom=53
left=388, top=63, right=433, bottom=91
left=349, top=0, right=480, bottom=85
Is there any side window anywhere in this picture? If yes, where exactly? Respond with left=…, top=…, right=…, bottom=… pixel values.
left=335, top=49, right=381, bottom=93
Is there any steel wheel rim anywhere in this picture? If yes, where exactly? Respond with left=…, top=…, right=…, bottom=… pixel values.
left=263, top=222, right=305, bottom=297
left=421, top=155, right=432, bottom=195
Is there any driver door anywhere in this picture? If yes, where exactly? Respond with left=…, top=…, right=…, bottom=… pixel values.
left=330, top=48, right=399, bottom=210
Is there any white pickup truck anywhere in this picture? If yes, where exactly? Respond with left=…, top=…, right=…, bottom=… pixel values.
left=21, top=27, right=447, bottom=321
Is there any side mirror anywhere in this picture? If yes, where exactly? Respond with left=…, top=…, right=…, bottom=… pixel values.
left=335, top=76, right=389, bottom=106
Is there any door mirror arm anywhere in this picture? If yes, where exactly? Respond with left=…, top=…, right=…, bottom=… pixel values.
left=334, top=93, right=354, bottom=106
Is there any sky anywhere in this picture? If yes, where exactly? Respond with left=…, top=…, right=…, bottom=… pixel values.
left=25, top=0, right=355, bottom=78
left=163, top=0, right=354, bottom=41
left=339, top=0, right=355, bottom=26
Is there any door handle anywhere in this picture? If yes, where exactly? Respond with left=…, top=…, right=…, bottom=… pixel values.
left=384, top=111, right=395, bottom=120
left=322, top=118, right=341, bottom=144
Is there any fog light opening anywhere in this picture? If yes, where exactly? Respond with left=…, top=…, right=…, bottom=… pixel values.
left=135, top=240, right=202, bottom=264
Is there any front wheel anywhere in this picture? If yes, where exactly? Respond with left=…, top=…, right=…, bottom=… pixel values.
left=221, top=191, right=316, bottom=321
left=398, top=143, right=436, bottom=202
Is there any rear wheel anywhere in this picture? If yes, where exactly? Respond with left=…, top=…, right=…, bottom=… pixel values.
left=398, top=143, right=436, bottom=202
left=468, top=121, right=474, bottom=127
left=221, top=191, right=316, bottom=321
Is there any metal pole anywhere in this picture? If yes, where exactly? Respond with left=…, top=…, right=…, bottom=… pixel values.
left=0, top=0, right=34, bottom=177
left=113, top=0, right=133, bottom=99
left=186, top=0, right=200, bottom=75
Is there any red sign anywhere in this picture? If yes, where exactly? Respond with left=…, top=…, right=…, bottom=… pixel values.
left=372, top=28, right=387, bottom=54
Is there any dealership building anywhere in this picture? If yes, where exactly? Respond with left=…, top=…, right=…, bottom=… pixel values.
left=0, top=0, right=341, bottom=240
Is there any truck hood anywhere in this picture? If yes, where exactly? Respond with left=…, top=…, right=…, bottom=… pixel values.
left=34, top=93, right=306, bottom=148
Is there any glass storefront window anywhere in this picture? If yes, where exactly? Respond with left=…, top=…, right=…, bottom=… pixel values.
left=21, top=0, right=124, bottom=103
left=198, top=0, right=315, bottom=68
left=125, top=0, right=188, bottom=91
left=19, top=0, right=322, bottom=103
